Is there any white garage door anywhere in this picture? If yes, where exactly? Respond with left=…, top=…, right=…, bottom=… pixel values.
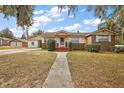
left=17, top=42, right=22, bottom=47
left=11, top=42, right=16, bottom=47
left=11, top=42, right=22, bottom=47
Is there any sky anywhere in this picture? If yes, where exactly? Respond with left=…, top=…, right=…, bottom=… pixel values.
left=0, top=5, right=103, bottom=37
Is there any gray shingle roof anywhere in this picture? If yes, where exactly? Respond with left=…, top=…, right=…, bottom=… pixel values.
left=0, top=37, right=12, bottom=40
left=41, top=31, right=89, bottom=38
left=29, top=30, right=89, bottom=40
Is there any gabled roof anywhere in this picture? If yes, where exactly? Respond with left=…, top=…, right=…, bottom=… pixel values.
left=41, top=32, right=56, bottom=38
left=18, top=39, right=28, bottom=42
left=68, top=32, right=89, bottom=37
left=55, top=30, right=68, bottom=34
left=41, top=30, right=89, bottom=38
left=29, top=30, right=90, bottom=40
left=85, top=29, right=117, bottom=36
left=0, top=37, right=12, bottom=40
left=28, top=35, right=42, bottom=41
left=10, top=39, right=28, bottom=42
left=30, top=29, right=118, bottom=40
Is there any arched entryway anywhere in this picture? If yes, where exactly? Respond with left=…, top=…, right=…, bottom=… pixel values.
left=60, top=37, right=64, bottom=47
left=55, top=30, right=68, bottom=48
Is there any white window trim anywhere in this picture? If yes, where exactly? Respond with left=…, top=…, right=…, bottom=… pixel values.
left=108, top=36, right=111, bottom=42
left=96, top=35, right=111, bottom=42
left=0, top=40, right=2, bottom=45
left=69, top=38, right=79, bottom=43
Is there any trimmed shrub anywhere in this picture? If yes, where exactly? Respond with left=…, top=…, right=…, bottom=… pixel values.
left=47, top=39, right=56, bottom=51
left=68, top=42, right=73, bottom=51
left=109, top=46, right=115, bottom=52
left=84, top=44, right=87, bottom=51
left=86, top=44, right=101, bottom=52
left=115, top=45, right=124, bottom=53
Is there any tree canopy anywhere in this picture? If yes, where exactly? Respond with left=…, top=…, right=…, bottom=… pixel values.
left=0, top=28, right=15, bottom=39
left=0, top=5, right=33, bottom=29
left=0, top=5, right=124, bottom=33
left=60, top=5, right=124, bottom=32
left=0, top=5, right=34, bottom=39
left=30, top=29, right=44, bottom=38
left=0, top=5, right=124, bottom=41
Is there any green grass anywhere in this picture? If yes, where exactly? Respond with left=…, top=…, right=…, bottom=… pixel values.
left=0, top=46, right=26, bottom=50
left=0, top=51, right=56, bottom=87
left=67, top=51, right=124, bottom=88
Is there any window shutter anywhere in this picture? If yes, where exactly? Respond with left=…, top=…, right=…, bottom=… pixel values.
left=108, top=36, right=111, bottom=42
left=96, top=36, right=99, bottom=42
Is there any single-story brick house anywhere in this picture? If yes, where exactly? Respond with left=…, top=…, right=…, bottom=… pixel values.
left=28, top=29, right=117, bottom=51
left=0, top=37, right=11, bottom=46
left=10, top=39, right=28, bottom=47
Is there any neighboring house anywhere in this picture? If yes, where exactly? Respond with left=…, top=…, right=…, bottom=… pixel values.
left=28, top=29, right=117, bottom=51
left=10, top=39, right=28, bottom=47
left=0, top=37, right=11, bottom=46
left=28, top=36, right=42, bottom=48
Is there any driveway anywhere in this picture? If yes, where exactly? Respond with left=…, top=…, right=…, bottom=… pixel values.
left=0, top=48, right=41, bottom=55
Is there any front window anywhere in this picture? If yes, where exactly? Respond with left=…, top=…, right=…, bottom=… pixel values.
left=69, top=38, right=79, bottom=43
left=31, top=42, right=34, bottom=45
left=60, top=38, right=64, bottom=45
left=96, top=35, right=111, bottom=42
left=44, top=39, right=46, bottom=43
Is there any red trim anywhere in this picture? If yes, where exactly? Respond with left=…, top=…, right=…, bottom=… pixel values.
left=56, top=47, right=68, bottom=52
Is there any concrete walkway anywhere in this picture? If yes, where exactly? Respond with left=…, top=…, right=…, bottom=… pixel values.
left=42, top=52, right=73, bottom=88
left=0, top=48, right=40, bottom=55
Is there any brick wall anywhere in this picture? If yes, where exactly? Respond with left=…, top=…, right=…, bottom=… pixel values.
left=92, top=35, right=116, bottom=51
left=72, top=43, right=85, bottom=50
left=1, top=40, right=11, bottom=46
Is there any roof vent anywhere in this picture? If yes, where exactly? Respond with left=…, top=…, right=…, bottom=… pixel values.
left=77, top=30, right=79, bottom=33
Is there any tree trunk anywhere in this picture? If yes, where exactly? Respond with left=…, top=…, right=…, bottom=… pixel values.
left=26, top=27, right=29, bottom=40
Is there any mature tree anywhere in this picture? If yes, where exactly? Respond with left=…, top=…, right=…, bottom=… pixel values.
left=88, top=5, right=124, bottom=43
left=58, top=5, right=78, bottom=16
left=31, top=29, right=44, bottom=37
left=88, top=6, right=124, bottom=30
left=0, top=5, right=124, bottom=42
left=60, top=5, right=124, bottom=31
left=0, top=28, right=15, bottom=39
left=60, top=5, right=124, bottom=43
left=0, top=5, right=34, bottom=39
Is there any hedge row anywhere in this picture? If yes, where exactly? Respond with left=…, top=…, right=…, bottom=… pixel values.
left=47, top=40, right=101, bottom=52
left=110, top=45, right=124, bottom=53
left=67, top=42, right=101, bottom=52
left=45, top=39, right=124, bottom=53
left=85, top=44, right=101, bottom=52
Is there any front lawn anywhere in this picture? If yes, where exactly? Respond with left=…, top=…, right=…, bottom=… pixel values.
left=67, top=51, right=124, bottom=88
left=0, top=51, right=56, bottom=87
left=0, top=46, right=26, bottom=50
